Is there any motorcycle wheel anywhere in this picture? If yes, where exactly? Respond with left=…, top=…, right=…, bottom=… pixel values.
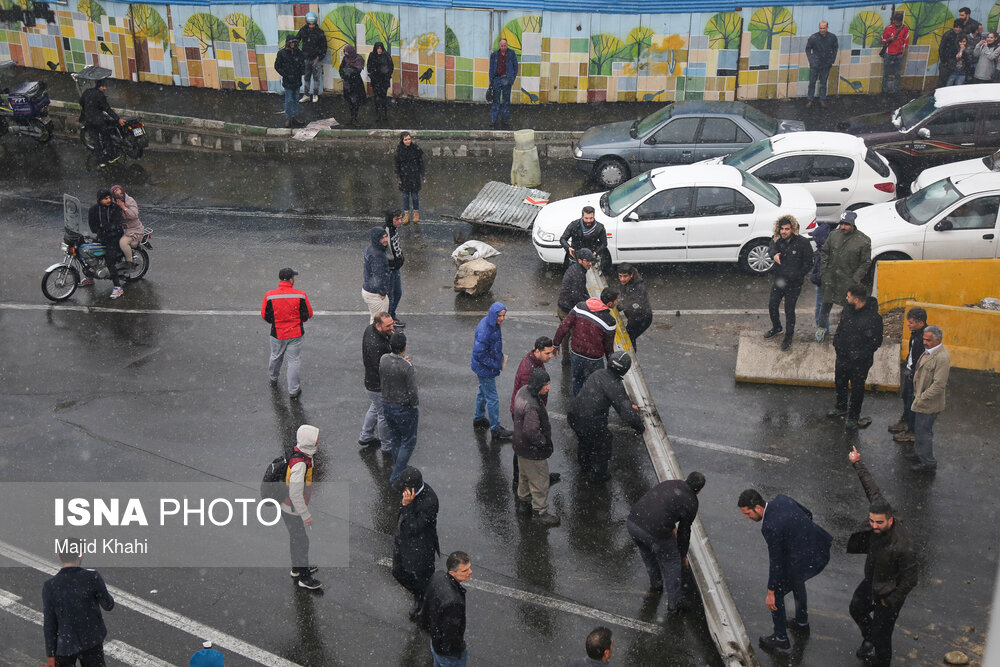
left=121, top=247, right=149, bottom=282
left=42, top=265, right=80, bottom=302
left=80, top=126, right=98, bottom=151
left=123, top=136, right=143, bottom=160
left=31, top=118, right=53, bottom=143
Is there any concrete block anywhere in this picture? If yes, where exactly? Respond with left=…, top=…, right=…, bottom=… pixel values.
left=734, top=332, right=899, bottom=391
left=454, top=258, right=497, bottom=295
left=455, top=144, right=468, bottom=157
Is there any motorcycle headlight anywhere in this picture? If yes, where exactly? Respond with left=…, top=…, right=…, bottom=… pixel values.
left=60, top=242, right=69, bottom=252
left=574, top=145, right=583, bottom=158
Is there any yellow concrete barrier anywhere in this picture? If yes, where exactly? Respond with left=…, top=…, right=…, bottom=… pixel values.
left=902, top=302, right=1000, bottom=371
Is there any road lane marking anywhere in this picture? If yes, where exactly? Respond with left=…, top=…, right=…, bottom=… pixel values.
left=374, top=558, right=661, bottom=635
left=0, top=588, right=177, bottom=667
left=0, top=540, right=300, bottom=667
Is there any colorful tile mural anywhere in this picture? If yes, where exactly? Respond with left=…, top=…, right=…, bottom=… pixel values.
left=0, top=1, right=996, bottom=103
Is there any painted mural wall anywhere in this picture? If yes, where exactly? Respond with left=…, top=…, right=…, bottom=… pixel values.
left=1, top=1, right=999, bottom=103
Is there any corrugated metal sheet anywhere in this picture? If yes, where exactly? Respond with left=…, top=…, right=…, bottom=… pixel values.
left=458, top=181, right=550, bottom=231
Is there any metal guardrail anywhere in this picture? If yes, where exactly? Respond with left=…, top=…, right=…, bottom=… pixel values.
left=586, top=267, right=759, bottom=667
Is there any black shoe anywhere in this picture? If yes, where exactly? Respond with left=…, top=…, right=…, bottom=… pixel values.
left=780, top=336, right=792, bottom=351
left=297, top=575, right=323, bottom=590
left=647, top=585, right=663, bottom=594
left=826, top=407, right=848, bottom=418
left=910, top=462, right=937, bottom=472
left=587, top=471, right=612, bottom=483
left=514, top=496, right=533, bottom=513
left=290, top=566, right=319, bottom=577
left=548, top=472, right=561, bottom=485
left=491, top=426, right=513, bottom=441
left=763, top=327, right=783, bottom=339
left=759, top=634, right=790, bottom=651
left=666, top=601, right=691, bottom=616
left=473, top=417, right=491, bottom=429
left=533, top=511, right=560, bottom=527
left=855, top=640, right=875, bottom=659
left=787, top=619, right=810, bottom=634
left=358, top=437, right=380, bottom=448
left=393, top=319, right=406, bottom=328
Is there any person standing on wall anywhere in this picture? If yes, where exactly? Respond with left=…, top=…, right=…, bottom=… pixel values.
left=488, top=38, right=518, bottom=130
left=339, top=45, right=366, bottom=125
left=274, top=35, right=305, bottom=128
left=297, top=12, right=327, bottom=103
left=880, top=12, right=908, bottom=94
left=368, top=42, right=394, bottom=123
left=805, top=21, right=838, bottom=108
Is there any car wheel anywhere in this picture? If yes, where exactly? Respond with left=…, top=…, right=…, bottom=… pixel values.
left=594, top=157, right=629, bottom=189
left=739, top=238, right=774, bottom=275
left=868, top=251, right=910, bottom=284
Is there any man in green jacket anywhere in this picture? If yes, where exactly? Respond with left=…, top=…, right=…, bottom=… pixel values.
left=816, top=210, right=871, bottom=342
left=909, top=325, right=950, bottom=472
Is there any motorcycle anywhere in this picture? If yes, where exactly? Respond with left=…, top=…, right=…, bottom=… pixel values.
left=42, top=225, right=153, bottom=302
left=72, top=66, right=148, bottom=163
left=0, top=60, right=54, bottom=143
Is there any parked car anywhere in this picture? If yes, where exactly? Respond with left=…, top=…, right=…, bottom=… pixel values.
left=699, top=131, right=896, bottom=222
left=911, top=148, right=1000, bottom=193
left=841, top=84, right=1000, bottom=185
left=532, top=164, right=816, bottom=274
left=856, top=172, right=1000, bottom=268
left=573, top=101, right=806, bottom=189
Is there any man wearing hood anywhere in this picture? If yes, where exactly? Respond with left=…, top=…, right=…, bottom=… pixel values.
left=87, top=188, right=125, bottom=299
left=282, top=424, right=322, bottom=590
left=830, top=284, right=883, bottom=429
left=338, top=45, right=366, bottom=125
left=367, top=41, right=394, bottom=122
left=617, top=263, right=653, bottom=350
left=554, top=287, right=620, bottom=395
left=471, top=302, right=514, bottom=442
left=392, top=466, right=440, bottom=620
left=297, top=12, right=327, bottom=103
left=560, top=207, right=612, bottom=275
left=384, top=208, right=406, bottom=327
left=274, top=35, right=305, bottom=128
left=513, top=368, right=559, bottom=526
left=765, top=215, right=814, bottom=351
left=817, top=210, right=871, bottom=342
left=568, top=352, right=645, bottom=482
left=362, top=227, right=391, bottom=323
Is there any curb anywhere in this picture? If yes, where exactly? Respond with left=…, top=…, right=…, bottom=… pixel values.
left=47, top=100, right=582, bottom=157
left=586, top=268, right=759, bottom=667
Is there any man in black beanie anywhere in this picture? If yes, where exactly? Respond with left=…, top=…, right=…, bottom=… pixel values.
left=512, top=368, right=559, bottom=526
left=391, top=466, right=440, bottom=621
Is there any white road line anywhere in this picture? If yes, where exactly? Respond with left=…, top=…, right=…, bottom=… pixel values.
left=374, top=558, right=660, bottom=635
left=0, top=540, right=300, bottom=667
left=0, top=589, right=177, bottom=667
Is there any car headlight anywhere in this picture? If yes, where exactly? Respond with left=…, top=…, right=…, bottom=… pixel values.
left=574, top=145, right=583, bottom=158
left=538, top=231, right=555, bottom=242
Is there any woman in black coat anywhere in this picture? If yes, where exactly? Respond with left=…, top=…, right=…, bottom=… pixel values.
left=367, top=42, right=394, bottom=123
left=394, top=132, right=425, bottom=223
left=391, top=466, right=440, bottom=619
left=617, top=263, right=653, bottom=350
left=338, top=45, right=366, bottom=125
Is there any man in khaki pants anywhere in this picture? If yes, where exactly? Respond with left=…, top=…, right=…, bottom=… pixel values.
left=909, top=325, right=950, bottom=472
left=512, top=368, right=559, bottom=527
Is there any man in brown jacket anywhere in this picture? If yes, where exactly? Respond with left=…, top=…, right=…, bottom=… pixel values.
left=512, top=368, right=559, bottom=527
left=909, top=325, right=950, bottom=472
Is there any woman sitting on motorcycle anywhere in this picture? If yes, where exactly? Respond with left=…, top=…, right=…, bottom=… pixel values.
left=110, top=184, right=145, bottom=265
left=88, top=188, right=125, bottom=299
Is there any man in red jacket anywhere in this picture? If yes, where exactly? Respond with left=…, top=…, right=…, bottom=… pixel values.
left=261, top=268, right=314, bottom=398
left=553, top=287, right=619, bottom=395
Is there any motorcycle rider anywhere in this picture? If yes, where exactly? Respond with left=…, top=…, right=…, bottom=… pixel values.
left=88, top=188, right=125, bottom=299
left=79, top=78, right=125, bottom=167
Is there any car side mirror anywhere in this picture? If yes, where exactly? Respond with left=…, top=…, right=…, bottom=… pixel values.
left=934, top=219, right=953, bottom=231
left=645, top=137, right=657, bottom=145
left=917, top=128, right=931, bottom=139
left=625, top=211, right=639, bottom=222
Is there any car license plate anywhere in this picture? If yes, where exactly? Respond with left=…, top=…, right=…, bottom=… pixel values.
left=132, top=127, right=145, bottom=136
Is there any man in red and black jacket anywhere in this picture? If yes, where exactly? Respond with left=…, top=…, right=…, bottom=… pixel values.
left=553, top=287, right=619, bottom=396
left=261, top=267, right=314, bottom=398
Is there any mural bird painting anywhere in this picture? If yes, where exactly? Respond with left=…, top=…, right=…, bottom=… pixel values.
left=642, top=90, right=665, bottom=101
left=419, top=67, right=433, bottom=83
left=231, top=29, right=244, bottom=42
left=520, top=87, right=539, bottom=103
left=839, top=76, right=863, bottom=93
left=237, top=81, right=251, bottom=90
left=46, top=61, right=59, bottom=70
left=99, top=41, right=112, bottom=54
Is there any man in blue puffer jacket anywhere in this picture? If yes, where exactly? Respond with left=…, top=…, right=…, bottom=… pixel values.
left=362, top=226, right=390, bottom=323
left=471, top=302, right=514, bottom=442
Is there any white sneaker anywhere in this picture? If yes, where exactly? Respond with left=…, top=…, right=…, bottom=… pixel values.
left=311, top=95, right=318, bottom=103
left=110, top=286, right=124, bottom=299
left=298, top=94, right=310, bottom=103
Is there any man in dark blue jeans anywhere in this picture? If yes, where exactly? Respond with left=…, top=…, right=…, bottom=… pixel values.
left=381, top=332, right=419, bottom=483
left=488, top=38, right=518, bottom=130
left=43, top=540, right=115, bottom=666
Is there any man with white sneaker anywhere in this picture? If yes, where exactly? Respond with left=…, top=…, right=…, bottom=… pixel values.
left=297, top=12, right=327, bottom=103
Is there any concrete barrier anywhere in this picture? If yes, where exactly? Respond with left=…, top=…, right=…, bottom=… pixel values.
left=903, top=302, right=1000, bottom=371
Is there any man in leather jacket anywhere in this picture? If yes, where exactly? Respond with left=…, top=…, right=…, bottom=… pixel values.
left=79, top=79, right=124, bottom=165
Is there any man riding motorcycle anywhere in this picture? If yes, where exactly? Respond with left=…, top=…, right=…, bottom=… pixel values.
left=79, top=78, right=124, bottom=166
left=88, top=188, right=126, bottom=299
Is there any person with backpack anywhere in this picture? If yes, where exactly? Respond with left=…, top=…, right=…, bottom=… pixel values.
left=281, top=424, right=322, bottom=589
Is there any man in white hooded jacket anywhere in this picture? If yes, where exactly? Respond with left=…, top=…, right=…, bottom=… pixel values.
left=282, top=424, right=322, bottom=589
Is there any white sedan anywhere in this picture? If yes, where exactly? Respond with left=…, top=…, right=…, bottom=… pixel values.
left=858, top=172, right=1000, bottom=263
left=532, top=164, right=816, bottom=274
left=700, top=131, right=897, bottom=222
left=911, top=149, right=1000, bottom=192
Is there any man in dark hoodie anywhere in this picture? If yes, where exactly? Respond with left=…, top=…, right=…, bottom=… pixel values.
left=765, top=215, right=814, bottom=351
left=554, top=287, right=619, bottom=395
left=830, top=284, right=883, bottom=429
left=274, top=35, right=305, bottom=128
left=617, top=263, right=652, bottom=350
left=367, top=41, right=394, bottom=122
left=42, top=540, right=115, bottom=667
left=560, top=207, right=612, bottom=275
left=568, top=351, right=645, bottom=482
left=392, top=466, right=440, bottom=621
left=472, top=302, right=513, bottom=442
left=384, top=208, right=406, bottom=328
left=87, top=188, right=125, bottom=299
left=297, top=12, right=327, bottom=103
left=362, top=227, right=391, bottom=323
left=513, top=368, right=559, bottom=526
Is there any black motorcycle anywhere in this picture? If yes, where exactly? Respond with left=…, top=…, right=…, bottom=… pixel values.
left=79, top=116, right=148, bottom=162
left=42, top=226, right=152, bottom=302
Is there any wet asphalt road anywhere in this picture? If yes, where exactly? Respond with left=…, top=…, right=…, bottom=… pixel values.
left=1, top=141, right=998, bottom=666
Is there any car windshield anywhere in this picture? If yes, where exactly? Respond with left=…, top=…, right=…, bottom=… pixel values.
left=604, top=171, right=656, bottom=216
left=741, top=170, right=781, bottom=206
left=635, top=105, right=674, bottom=137
left=897, top=95, right=937, bottom=131
left=743, top=105, right=779, bottom=135
left=898, top=177, right=964, bottom=225
left=722, top=139, right=773, bottom=170
left=986, top=149, right=1000, bottom=171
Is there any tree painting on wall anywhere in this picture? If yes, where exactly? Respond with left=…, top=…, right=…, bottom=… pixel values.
left=899, top=1, right=953, bottom=65
left=129, top=4, right=168, bottom=42
left=749, top=6, right=796, bottom=50
left=184, top=12, right=228, bottom=58
left=364, top=11, right=399, bottom=48
left=589, top=34, right=624, bottom=75
left=705, top=12, right=742, bottom=49
left=224, top=13, right=265, bottom=50
left=445, top=25, right=460, bottom=56
left=322, top=6, right=363, bottom=67
left=625, top=26, right=653, bottom=61
left=496, top=15, right=542, bottom=53
left=989, top=0, right=1000, bottom=32
left=77, top=0, right=105, bottom=23
left=849, top=11, right=884, bottom=47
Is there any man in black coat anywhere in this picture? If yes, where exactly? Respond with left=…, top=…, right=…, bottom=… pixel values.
left=617, top=263, right=652, bottom=350
left=274, top=35, right=305, bottom=128
left=738, top=489, right=833, bottom=651
left=513, top=368, right=559, bottom=526
left=78, top=79, right=124, bottom=164
left=392, top=466, right=440, bottom=621
left=938, top=20, right=965, bottom=85
left=765, top=215, right=814, bottom=351
left=296, top=12, right=327, bottom=103
left=888, top=307, right=927, bottom=443
left=567, top=351, right=644, bottom=482
left=384, top=208, right=406, bottom=327
left=423, top=551, right=472, bottom=665
left=560, top=206, right=612, bottom=275
left=804, top=21, right=838, bottom=107
left=556, top=248, right=595, bottom=358
left=627, top=471, right=706, bottom=614
left=359, top=311, right=394, bottom=451
left=43, top=541, right=116, bottom=667
left=87, top=188, right=125, bottom=299
left=830, top=284, right=884, bottom=429
left=847, top=447, right=917, bottom=666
